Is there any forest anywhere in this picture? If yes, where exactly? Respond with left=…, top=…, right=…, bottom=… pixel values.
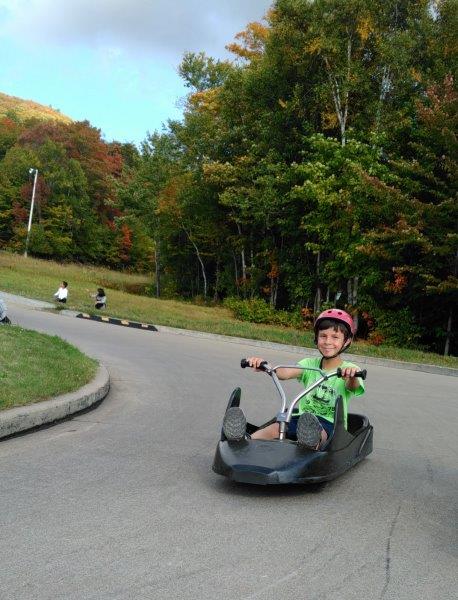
left=0, top=0, right=456, bottom=355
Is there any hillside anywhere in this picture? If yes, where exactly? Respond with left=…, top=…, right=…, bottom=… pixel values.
left=0, top=91, right=72, bottom=124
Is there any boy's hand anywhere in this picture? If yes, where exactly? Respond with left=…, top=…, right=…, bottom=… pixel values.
left=341, top=367, right=360, bottom=390
left=246, top=357, right=267, bottom=371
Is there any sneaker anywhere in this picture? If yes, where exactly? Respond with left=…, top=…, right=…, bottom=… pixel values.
left=296, top=413, right=323, bottom=449
left=222, top=406, right=247, bottom=441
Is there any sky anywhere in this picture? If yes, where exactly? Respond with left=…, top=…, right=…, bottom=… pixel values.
left=0, top=0, right=272, bottom=145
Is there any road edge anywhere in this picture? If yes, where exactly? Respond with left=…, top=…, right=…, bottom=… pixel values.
left=154, top=325, right=458, bottom=377
left=3, top=290, right=457, bottom=377
left=0, top=364, right=110, bottom=440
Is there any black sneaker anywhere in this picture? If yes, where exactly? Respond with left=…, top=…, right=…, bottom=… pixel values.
left=222, top=407, right=247, bottom=441
left=296, top=413, right=322, bottom=449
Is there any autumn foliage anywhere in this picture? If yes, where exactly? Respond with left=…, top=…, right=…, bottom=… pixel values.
left=0, top=0, right=456, bottom=355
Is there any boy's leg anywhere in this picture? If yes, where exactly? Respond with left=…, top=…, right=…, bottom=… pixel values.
left=222, top=407, right=247, bottom=441
left=223, top=412, right=281, bottom=441
left=296, top=413, right=323, bottom=449
left=251, top=422, right=280, bottom=440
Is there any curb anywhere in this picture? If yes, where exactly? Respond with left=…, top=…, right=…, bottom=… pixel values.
left=0, top=364, right=110, bottom=440
left=76, top=312, right=158, bottom=331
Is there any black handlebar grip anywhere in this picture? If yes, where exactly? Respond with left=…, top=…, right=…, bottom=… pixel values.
left=240, top=359, right=268, bottom=371
left=336, top=368, right=367, bottom=380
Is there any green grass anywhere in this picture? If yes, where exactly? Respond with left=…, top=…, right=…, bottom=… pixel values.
left=1, top=251, right=457, bottom=369
left=0, top=325, right=98, bottom=410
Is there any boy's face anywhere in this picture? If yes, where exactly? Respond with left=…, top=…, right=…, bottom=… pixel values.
left=317, top=327, right=346, bottom=357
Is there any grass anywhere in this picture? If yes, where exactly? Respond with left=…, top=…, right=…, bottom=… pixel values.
left=1, top=251, right=457, bottom=370
left=0, top=325, right=98, bottom=410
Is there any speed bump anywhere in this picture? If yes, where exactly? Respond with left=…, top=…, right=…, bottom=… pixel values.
left=77, top=313, right=158, bottom=331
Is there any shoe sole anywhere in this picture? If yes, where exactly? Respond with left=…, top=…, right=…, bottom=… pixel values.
left=296, top=413, right=322, bottom=449
left=223, top=407, right=247, bottom=441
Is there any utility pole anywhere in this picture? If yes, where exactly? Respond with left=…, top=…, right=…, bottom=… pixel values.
left=24, top=168, right=38, bottom=258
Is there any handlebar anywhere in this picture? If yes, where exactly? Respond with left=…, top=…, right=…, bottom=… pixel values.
left=240, top=358, right=367, bottom=441
left=241, top=359, right=367, bottom=380
left=336, top=367, right=367, bottom=380
left=241, top=358, right=268, bottom=371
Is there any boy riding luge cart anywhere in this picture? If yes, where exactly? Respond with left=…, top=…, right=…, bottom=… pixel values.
left=213, top=309, right=373, bottom=485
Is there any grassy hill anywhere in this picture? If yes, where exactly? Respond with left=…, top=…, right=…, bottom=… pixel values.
left=0, top=91, right=72, bottom=124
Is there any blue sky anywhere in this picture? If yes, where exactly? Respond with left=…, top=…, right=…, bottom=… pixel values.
left=0, top=0, right=272, bottom=145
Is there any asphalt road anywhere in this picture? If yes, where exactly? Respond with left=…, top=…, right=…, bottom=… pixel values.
left=1, top=303, right=457, bottom=600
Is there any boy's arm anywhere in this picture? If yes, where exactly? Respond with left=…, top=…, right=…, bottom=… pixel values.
left=245, top=357, right=301, bottom=380
left=341, top=366, right=364, bottom=392
left=276, top=367, right=303, bottom=380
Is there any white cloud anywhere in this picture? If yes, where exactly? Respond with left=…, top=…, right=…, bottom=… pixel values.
left=0, top=0, right=272, bottom=59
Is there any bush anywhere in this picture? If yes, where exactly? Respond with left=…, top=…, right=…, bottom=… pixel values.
left=224, top=297, right=301, bottom=328
left=359, top=304, right=424, bottom=349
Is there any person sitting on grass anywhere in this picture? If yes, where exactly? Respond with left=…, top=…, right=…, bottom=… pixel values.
left=0, top=297, right=11, bottom=324
left=53, top=281, right=68, bottom=303
left=92, top=288, right=107, bottom=310
left=222, top=309, right=365, bottom=449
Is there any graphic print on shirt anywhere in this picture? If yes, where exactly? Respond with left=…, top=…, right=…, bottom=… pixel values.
left=302, top=382, right=338, bottom=421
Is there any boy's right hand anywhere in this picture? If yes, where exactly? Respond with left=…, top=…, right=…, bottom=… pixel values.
left=246, top=357, right=267, bottom=370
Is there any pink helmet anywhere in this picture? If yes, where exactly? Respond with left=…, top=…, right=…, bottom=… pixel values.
left=314, top=309, right=356, bottom=337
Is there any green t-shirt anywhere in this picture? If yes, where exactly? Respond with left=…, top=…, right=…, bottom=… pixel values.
left=296, top=357, right=365, bottom=427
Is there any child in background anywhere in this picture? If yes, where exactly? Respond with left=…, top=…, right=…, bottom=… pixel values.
left=223, top=309, right=365, bottom=449
left=0, top=297, right=10, bottom=324
left=93, top=288, right=107, bottom=309
left=53, top=281, right=68, bottom=303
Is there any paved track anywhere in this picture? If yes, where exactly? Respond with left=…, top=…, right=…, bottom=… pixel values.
left=1, top=303, right=457, bottom=600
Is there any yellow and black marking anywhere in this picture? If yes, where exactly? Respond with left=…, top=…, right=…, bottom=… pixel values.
left=76, top=313, right=158, bottom=331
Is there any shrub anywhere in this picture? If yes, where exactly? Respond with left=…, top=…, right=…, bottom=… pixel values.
left=224, top=297, right=301, bottom=328
left=359, top=303, right=424, bottom=349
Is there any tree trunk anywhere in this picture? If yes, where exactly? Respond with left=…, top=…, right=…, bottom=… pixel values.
left=270, top=275, right=279, bottom=308
left=183, top=225, right=207, bottom=298
left=347, top=278, right=353, bottom=304
left=352, top=276, right=359, bottom=331
left=444, top=307, right=453, bottom=357
left=314, top=286, right=322, bottom=314
left=444, top=249, right=458, bottom=355
left=374, top=65, right=391, bottom=132
left=323, top=33, right=352, bottom=147
left=213, top=257, right=220, bottom=302
left=314, top=251, right=322, bottom=313
left=250, top=233, right=255, bottom=299
left=233, top=252, right=239, bottom=296
left=236, top=222, right=246, bottom=283
left=154, top=238, right=161, bottom=298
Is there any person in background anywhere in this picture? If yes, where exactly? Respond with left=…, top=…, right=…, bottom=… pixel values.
left=53, top=281, right=68, bottom=303
left=0, top=297, right=11, bottom=324
left=92, top=288, right=107, bottom=309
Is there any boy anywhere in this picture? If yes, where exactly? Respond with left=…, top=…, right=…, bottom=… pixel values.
left=53, top=281, right=68, bottom=303
left=223, top=309, right=365, bottom=449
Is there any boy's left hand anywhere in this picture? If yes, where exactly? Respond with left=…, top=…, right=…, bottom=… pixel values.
left=340, top=367, right=358, bottom=380
left=341, top=367, right=360, bottom=390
